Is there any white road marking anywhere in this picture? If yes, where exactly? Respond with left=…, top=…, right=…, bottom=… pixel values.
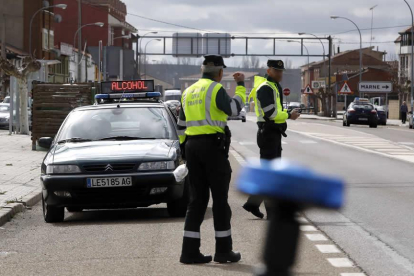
left=305, top=234, right=328, bottom=241
left=300, top=225, right=318, bottom=232
left=399, top=142, right=414, bottom=145
left=296, top=217, right=309, bottom=223
left=316, top=244, right=341, bottom=253
left=230, top=150, right=247, bottom=165
left=299, top=140, right=318, bottom=144
left=341, top=274, right=366, bottom=276
left=327, top=258, right=354, bottom=267
left=289, top=129, right=414, bottom=164
left=239, top=142, right=256, bottom=146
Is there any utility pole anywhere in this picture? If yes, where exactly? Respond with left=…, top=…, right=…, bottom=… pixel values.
left=77, top=0, right=82, bottom=82
left=1, top=13, right=6, bottom=99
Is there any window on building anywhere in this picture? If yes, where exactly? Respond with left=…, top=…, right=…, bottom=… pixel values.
left=42, top=29, right=49, bottom=51
left=49, top=30, right=54, bottom=50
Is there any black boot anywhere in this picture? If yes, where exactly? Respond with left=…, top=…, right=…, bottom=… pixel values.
left=214, top=251, right=241, bottom=263
left=243, top=203, right=264, bottom=219
left=180, top=253, right=212, bottom=264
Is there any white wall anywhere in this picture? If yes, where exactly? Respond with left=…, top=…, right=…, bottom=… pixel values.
left=69, top=53, right=96, bottom=83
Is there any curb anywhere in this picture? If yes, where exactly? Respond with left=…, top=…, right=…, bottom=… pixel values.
left=0, top=189, right=41, bottom=227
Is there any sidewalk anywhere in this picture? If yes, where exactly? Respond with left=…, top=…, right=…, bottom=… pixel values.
left=0, top=130, right=44, bottom=226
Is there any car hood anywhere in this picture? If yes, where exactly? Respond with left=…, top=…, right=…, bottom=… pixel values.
left=51, top=139, right=178, bottom=165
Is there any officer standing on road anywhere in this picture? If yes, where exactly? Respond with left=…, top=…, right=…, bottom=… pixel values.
left=177, top=55, right=246, bottom=264
left=242, top=60, right=300, bottom=219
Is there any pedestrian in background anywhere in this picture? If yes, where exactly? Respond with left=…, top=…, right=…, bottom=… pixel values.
left=177, top=55, right=246, bottom=264
left=401, top=101, right=408, bottom=124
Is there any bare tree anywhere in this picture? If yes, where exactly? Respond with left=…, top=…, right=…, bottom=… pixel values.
left=240, top=56, right=260, bottom=69
left=0, top=55, right=41, bottom=134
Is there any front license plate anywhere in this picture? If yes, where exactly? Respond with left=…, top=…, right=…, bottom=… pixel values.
left=358, top=118, right=368, bottom=121
left=87, top=177, right=132, bottom=188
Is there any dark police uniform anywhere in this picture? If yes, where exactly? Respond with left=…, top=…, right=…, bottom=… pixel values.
left=177, top=55, right=246, bottom=264
left=243, top=60, right=291, bottom=218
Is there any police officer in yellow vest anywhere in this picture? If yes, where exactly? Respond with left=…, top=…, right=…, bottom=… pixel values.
left=243, top=59, right=300, bottom=219
left=177, top=55, right=246, bottom=264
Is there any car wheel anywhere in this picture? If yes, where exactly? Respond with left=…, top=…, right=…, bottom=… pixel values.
left=167, top=178, right=190, bottom=218
left=42, top=193, right=64, bottom=223
left=410, top=124, right=413, bottom=129
left=66, top=207, right=83, bottom=213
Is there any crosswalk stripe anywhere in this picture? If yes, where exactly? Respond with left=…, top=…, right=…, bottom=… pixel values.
left=327, top=258, right=354, bottom=267
left=305, top=234, right=328, bottom=241
left=316, top=244, right=341, bottom=253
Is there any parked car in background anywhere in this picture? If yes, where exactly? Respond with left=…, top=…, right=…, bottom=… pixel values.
left=375, top=106, right=387, bottom=125
left=343, top=99, right=378, bottom=128
left=0, top=103, right=11, bottom=129
left=165, top=100, right=181, bottom=117
left=287, top=102, right=302, bottom=112
left=228, top=107, right=246, bottom=123
left=1, top=96, right=10, bottom=104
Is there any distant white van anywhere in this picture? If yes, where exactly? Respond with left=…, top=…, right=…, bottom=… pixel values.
left=164, top=90, right=181, bottom=102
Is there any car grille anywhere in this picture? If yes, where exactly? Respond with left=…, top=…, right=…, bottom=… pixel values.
left=83, top=163, right=136, bottom=173
left=71, top=187, right=148, bottom=202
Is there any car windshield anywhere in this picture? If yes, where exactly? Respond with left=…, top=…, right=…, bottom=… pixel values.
left=0, top=105, right=9, bottom=113
left=57, top=107, right=176, bottom=141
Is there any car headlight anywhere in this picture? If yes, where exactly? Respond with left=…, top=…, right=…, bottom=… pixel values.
left=46, top=165, right=81, bottom=175
left=138, top=161, right=175, bottom=171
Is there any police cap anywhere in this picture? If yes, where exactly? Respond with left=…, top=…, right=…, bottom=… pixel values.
left=267, top=59, right=285, bottom=71
left=203, top=55, right=227, bottom=68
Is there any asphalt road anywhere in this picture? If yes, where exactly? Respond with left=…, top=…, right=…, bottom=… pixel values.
left=1, top=116, right=412, bottom=275
left=229, top=116, right=414, bottom=276
left=0, top=131, right=365, bottom=276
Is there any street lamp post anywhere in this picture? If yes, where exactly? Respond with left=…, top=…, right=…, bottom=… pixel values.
left=138, top=32, right=158, bottom=78
left=143, top=39, right=161, bottom=79
left=288, top=40, right=310, bottom=108
left=29, top=4, right=67, bottom=57
left=370, top=5, right=378, bottom=47
left=331, top=16, right=363, bottom=98
left=299, top=33, right=329, bottom=114
left=73, top=22, right=104, bottom=82
left=404, top=0, right=414, bottom=113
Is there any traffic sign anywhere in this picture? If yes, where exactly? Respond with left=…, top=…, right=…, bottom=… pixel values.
left=303, top=85, right=313, bottom=94
left=312, top=81, right=326, bottom=90
left=283, top=88, right=291, bottom=96
left=338, top=81, right=352, bottom=94
left=358, top=81, right=393, bottom=93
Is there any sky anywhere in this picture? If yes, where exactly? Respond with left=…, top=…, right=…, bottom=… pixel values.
left=123, top=0, right=411, bottom=68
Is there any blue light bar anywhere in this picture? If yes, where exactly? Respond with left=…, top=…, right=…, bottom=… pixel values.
left=95, top=92, right=161, bottom=102
left=146, top=92, right=161, bottom=97
left=95, top=94, right=109, bottom=99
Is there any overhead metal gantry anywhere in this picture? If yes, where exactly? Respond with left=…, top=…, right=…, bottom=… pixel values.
left=135, top=35, right=335, bottom=116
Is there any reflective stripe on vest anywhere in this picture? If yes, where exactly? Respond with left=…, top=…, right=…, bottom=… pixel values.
left=183, top=80, right=228, bottom=135
left=255, top=81, right=282, bottom=123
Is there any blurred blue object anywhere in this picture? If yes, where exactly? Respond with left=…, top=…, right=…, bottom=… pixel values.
left=237, top=159, right=345, bottom=209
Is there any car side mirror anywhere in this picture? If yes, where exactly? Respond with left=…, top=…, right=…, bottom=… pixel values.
left=38, top=137, right=53, bottom=149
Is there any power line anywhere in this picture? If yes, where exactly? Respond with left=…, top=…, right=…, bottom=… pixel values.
left=127, top=12, right=216, bottom=33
